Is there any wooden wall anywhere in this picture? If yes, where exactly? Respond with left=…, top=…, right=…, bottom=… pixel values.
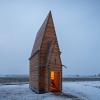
left=29, top=53, right=40, bottom=93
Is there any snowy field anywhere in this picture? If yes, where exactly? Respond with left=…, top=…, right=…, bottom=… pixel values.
left=63, top=81, right=100, bottom=100
left=0, top=83, right=79, bottom=100
left=0, top=81, right=100, bottom=100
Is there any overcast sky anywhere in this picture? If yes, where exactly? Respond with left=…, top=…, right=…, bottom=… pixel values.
left=0, top=0, right=100, bottom=76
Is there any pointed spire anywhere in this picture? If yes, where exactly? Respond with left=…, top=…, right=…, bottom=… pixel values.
left=30, top=11, right=55, bottom=59
left=48, top=10, right=52, bottom=16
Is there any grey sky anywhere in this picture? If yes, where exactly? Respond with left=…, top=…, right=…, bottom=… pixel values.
left=0, top=0, right=100, bottom=76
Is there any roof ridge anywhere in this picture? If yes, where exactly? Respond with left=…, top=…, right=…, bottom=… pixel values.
left=30, top=11, right=54, bottom=59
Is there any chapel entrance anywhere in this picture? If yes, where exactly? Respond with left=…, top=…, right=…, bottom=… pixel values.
left=50, top=71, right=61, bottom=92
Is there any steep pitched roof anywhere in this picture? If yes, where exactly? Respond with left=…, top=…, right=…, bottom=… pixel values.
left=30, top=11, right=54, bottom=58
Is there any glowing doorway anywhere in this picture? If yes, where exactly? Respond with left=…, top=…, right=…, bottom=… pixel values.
left=51, top=71, right=54, bottom=80
left=50, top=71, right=56, bottom=91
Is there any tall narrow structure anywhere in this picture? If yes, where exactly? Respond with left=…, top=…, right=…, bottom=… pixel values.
left=29, top=11, right=62, bottom=93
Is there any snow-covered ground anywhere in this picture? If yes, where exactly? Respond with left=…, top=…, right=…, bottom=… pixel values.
left=0, top=81, right=100, bottom=100
left=0, top=83, right=78, bottom=100
left=63, top=81, right=100, bottom=100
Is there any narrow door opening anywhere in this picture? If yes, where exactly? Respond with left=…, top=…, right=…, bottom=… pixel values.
left=50, top=71, right=56, bottom=91
left=51, top=71, right=54, bottom=80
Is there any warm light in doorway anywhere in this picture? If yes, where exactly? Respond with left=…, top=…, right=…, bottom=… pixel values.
left=51, top=71, right=54, bottom=80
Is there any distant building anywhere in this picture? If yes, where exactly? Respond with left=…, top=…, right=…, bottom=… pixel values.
left=29, top=11, right=62, bottom=93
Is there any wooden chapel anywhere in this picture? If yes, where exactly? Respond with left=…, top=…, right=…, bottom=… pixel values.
left=29, top=11, right=62, bottom=93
